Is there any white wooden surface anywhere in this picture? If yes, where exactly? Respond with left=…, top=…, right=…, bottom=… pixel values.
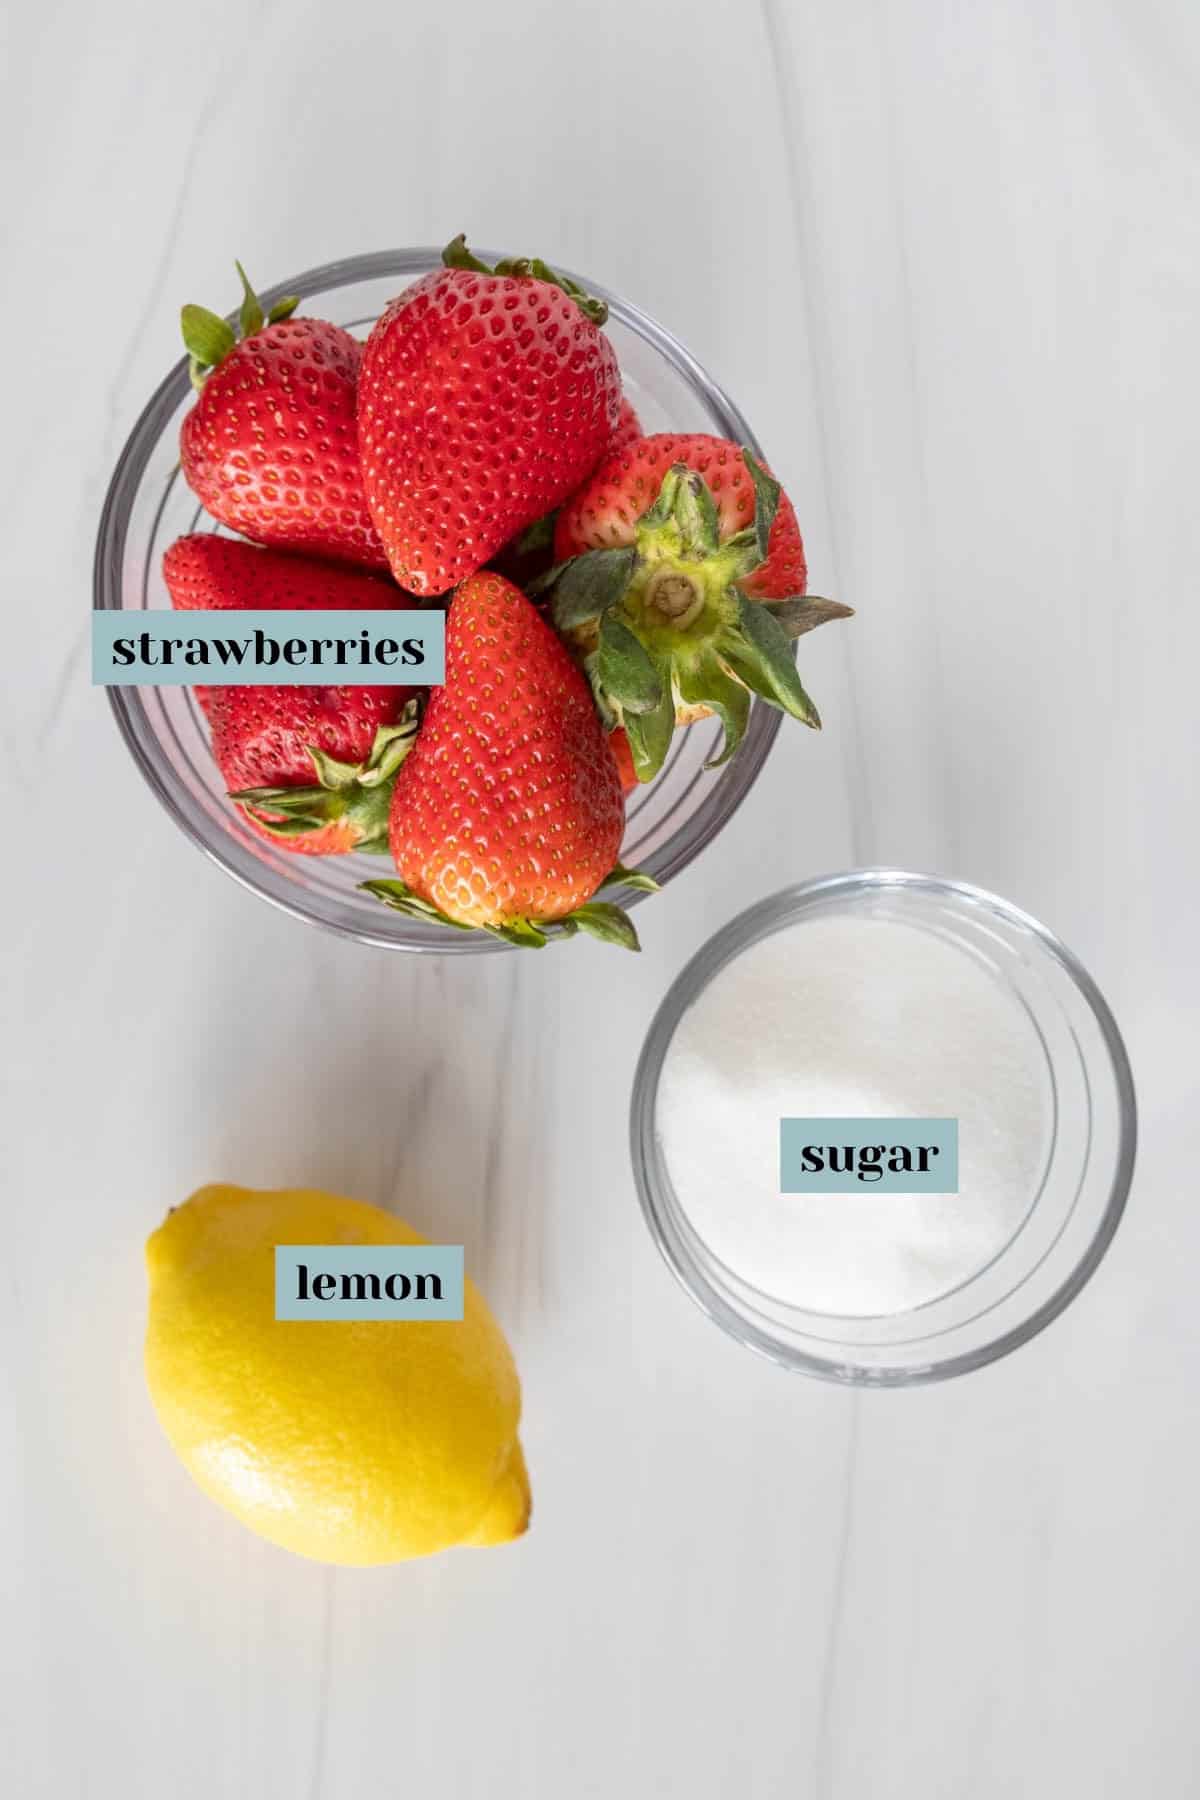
left=4, top=1, right=1199, bottom=1793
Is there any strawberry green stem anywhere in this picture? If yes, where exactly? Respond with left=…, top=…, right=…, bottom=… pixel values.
left=362, top=862, right=660, bottom=951
left=229, top=710, right=418, bottom=852
left=537, top=450, right=852, bottom=779
left=441, top=234, right=608, bottom=327
left=180, top=263, right=300, bottom=388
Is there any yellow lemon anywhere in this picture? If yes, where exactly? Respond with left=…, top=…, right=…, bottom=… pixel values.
left=144, top=1184, right=530, bottom=1565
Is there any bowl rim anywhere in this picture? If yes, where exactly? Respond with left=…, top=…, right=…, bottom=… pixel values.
left=629, top=868, right=1138, bottom=1385
left=94, top=247, right=786, bottom=952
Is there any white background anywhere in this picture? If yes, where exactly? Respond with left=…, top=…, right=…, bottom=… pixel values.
left=4, top=1, right=1199, bottom=1793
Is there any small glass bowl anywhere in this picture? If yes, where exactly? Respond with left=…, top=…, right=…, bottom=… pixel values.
left=94, top=249, right=783, bottom=952
left=630, top=871, right=1137, bottom=1385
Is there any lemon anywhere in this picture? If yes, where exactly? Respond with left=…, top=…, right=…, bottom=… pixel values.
left=144, top=1184, right=530, bottom=1565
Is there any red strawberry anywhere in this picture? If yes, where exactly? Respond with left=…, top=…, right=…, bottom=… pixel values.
left=609, top=397, right=644, bottom=456
left=485, top=399, right=645, bottom=590
left=357, top=237, right=621, bottom=597
left=556, top=432, right=806, bottom=598
left=363, top=572, right=655, bottom=949
left=163, top=532, right=400, bottom=617
left=179, top=264, right=387, bottom=570
left=541, top=435, right=851, bottom=780
left=608, top=727, right=639, bottom=796
left=162, top=535, right=417, bottom=855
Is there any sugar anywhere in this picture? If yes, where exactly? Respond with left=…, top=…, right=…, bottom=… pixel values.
left=656, top=913, right=1050, bottom=1317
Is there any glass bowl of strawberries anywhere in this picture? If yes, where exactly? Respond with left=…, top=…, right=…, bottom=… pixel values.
left=96, top=245, right=848, bottom=953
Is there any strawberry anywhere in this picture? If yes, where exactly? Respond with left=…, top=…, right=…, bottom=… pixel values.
left=362, top=572, right=656, bottom=949
left=610, top=397, right=644, bottom=455
left=556, top=433, right=807, bottom=597
left=162, top=535, right=417, bottom=855
left=162, top=533, right=401, bottom=618
left=357, top=237, right=622, bottom=597
left=608, top=727, right=639, bottom=796
left=179, top=264, right=387, bottom=570
left=540, top=434, right=852, bottom=780
left=486, top=398, right=645, bottom=591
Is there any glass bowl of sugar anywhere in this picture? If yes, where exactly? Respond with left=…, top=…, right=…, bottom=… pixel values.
left=630, top=870, right=1136, bottom=1385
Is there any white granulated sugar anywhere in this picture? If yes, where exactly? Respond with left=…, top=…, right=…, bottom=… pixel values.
left=656, top=914, right=1049, bottom=1317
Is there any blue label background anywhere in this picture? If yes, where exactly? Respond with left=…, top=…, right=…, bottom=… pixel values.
left=92, top=610, right=445, bottom=686
left=780, top=1118, right=959, bottom=1193
left=274, top=1246, right=465, bottom=1320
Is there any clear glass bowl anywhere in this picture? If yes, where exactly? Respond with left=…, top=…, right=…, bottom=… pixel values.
left=94, top=249, right=783, bottom=952
left=630, top=871, right=1137, bottom=1385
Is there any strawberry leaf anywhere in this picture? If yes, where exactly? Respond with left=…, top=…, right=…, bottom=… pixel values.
left=442, top=233, right=493, bottom=274
left=299, top=710, right=418, bottom=795
left=623, top=683, right=676, bottom=781
left=515, top=512, right=557, bottom=556
left=582, top=650, right=618, bottom=730
left=361, top=877, right=648, bottom=952
left=638, top=464, right=688, bottom=533
left=676, top=653, right=751, bottom=768
left=180, top=305, right=235, bottom=372
left=759, top=595, right=855, bottom=639
left=486, top=918, right=550, bottom=949
left=234, top=261, right=264, bottom=338
left=599, top=862, right=662, bottom=894
left=230, top=786, right=320, bottom=815
left=719, top=595, right=821, bottom=727
left=304, top=749, right=363, bottom=791
left=675, top=470, right=722, bottom=556
left=230, top=786, right=326, bottom=822
left=743, top=450, right=781, bottom=563
left=518, top=259, right=609, bottom=327
left=357, top=708, right=422, bottom=785
left=709, top=527, right=767, bottom=588
left=598, top=614, right=663, bottom=716
left=549, top=547, right=636, bottom=631
left=526, top=559, right=569, bottom=598
left=360, top=880, right=477, bottom=928
left=441, top=235, right=609, bottom=325
left=564, top=902, right=641, bottom=952
left=267, top=294, right=301, bottom=323
left=246, top=814, right=327, bottom=838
